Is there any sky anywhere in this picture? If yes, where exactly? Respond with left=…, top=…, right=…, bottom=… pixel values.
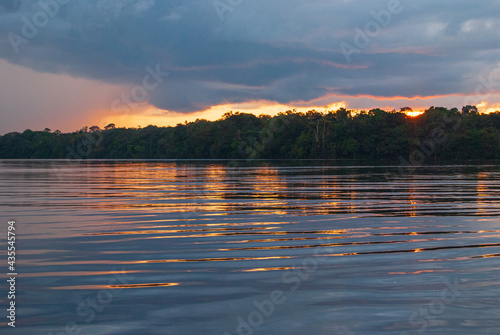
left=1, top=0, right=500, bottom=134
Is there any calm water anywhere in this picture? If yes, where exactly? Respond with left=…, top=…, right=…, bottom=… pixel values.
left=1, top=160, right=500, bottom=335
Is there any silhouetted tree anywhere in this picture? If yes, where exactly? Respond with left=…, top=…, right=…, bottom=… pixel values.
left=462, top=105, right=478, bottom=114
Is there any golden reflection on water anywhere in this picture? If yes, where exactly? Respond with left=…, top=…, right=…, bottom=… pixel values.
left=110, top=282, right=180, bottom=289
left=132, top=256, right=293, bottom=264
left=477, top=172, right=489, bottom=215
left=408, top=178, right=418, bottom=217
left=388, top=270, right=453, bottom=275
left=49, top=283, right=180, bottom=290
left=251, top=166, right=281, bottom=192
left=75, top=163, right=500, bottom=218
left=421, top=252, right=500, bottom=262
left=218, top=238, right=443, bottom=251
left=20, top=270, right=143, bottom=278
left=347, top=181, right=357, bottom=215
left=7, top=162, right=500, bottom=300
left=139, top=221, right=288, bottom=229
left=316, top=242, right=500, bottom=258
left=85, top=226, right=279, bottom=236
left=240, top=267, right=299, bottom=272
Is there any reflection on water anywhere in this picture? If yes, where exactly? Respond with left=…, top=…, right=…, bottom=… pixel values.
left=1, top=160, right=500, bottom=334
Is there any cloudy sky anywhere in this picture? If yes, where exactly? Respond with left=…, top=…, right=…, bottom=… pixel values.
left=1, top=0, right=500, bottom=133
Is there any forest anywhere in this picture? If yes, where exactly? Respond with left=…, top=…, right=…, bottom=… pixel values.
left=1, top=106, right=500, bottom=161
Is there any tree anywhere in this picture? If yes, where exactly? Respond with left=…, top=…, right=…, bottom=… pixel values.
left=462, top=105, right=478, bottom=114
left=105, top=123, right=116, bottom=130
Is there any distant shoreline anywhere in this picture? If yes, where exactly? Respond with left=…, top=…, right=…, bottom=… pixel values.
left=1, top=107, right=500, bottom=161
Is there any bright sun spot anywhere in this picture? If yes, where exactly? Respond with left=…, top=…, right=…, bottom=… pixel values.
left=405, top=110, right=425, bottom=117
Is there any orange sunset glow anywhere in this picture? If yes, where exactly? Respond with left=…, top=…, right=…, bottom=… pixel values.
left=93, top=98, right=496, bottom=130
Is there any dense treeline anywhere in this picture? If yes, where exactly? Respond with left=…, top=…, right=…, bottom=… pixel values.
left=1, top=106, right=500, bottom=161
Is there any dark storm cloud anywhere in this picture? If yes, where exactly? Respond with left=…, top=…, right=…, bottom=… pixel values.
left=1, top=0, right=500, bottom=113
left=0, top=0, right=21, bottom=13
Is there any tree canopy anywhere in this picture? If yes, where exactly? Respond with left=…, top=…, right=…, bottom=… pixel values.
left=1, top=107, right=500, bottom=161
